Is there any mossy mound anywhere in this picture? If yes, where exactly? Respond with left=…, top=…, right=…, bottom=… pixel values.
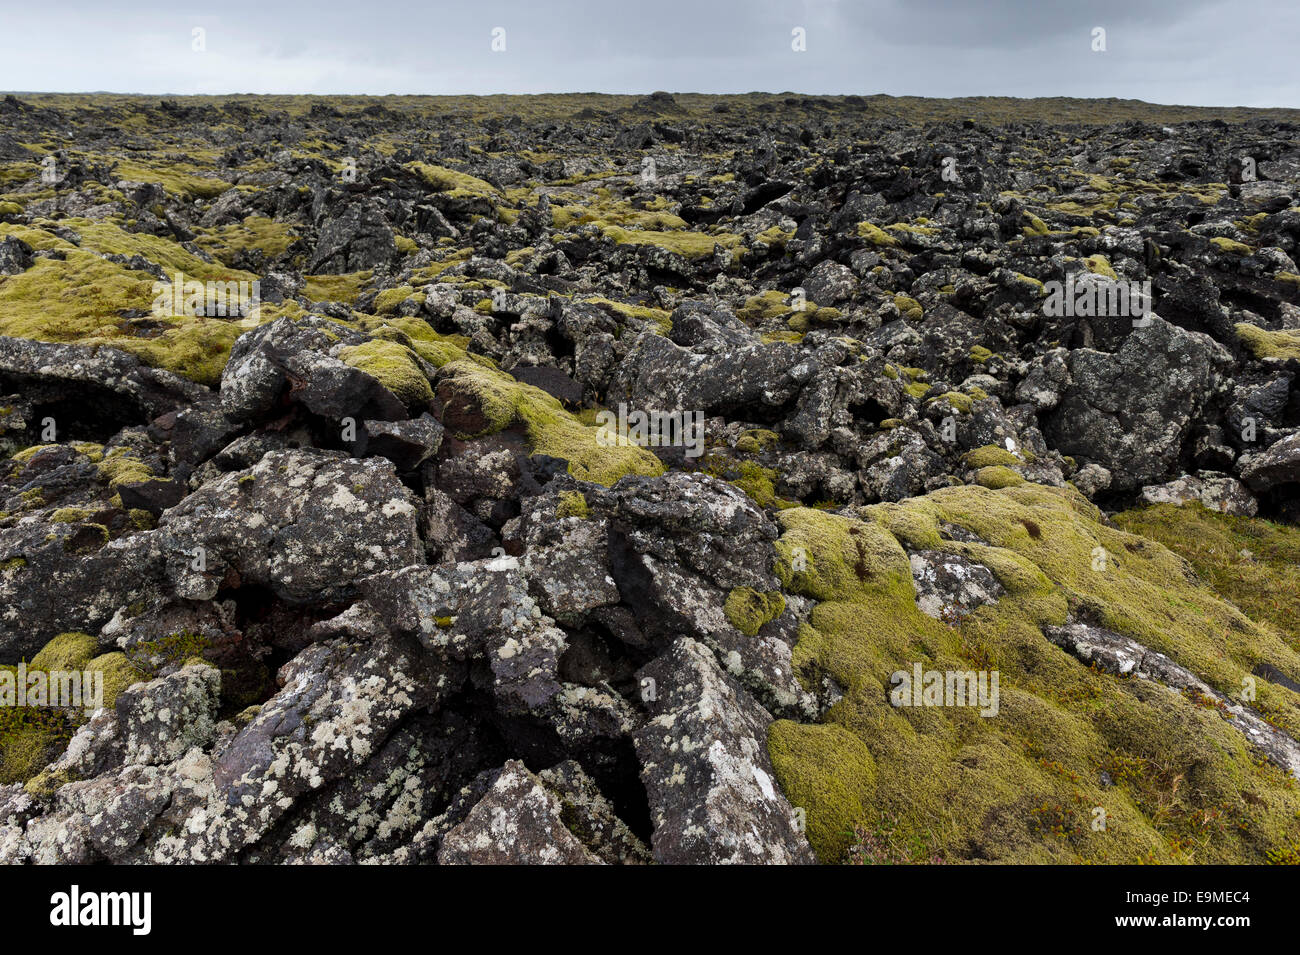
left=0, top=221, right=291, bottom=386
left=723, top=587, right=786, bottom=636
left=406, top=161, right=503, bottom=201
left=437, top=359, right=664, bottom=486
left=600, top=225, right=744, bottom=261
left=973, top=465, right=1024, bottom=489
left=338, top=339, right=435, bottom=407
left=1236, top=322, right=1300, bottom=361
left=555, top=490, right=590, bottom=519
left=1114, top=502, right=1300, bottom=651
left=857, top=222, right=899, bottom=247
left=768, top=484, right=1300, bottom=863
left=964, top=445, right=1020, bottom=469
left=584, top=296, right=673, bottom=334
left=1, top=632, right=142, bottom=785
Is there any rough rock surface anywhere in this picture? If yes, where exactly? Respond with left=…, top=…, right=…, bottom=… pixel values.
left=3, top=93, right=1300, bottom=866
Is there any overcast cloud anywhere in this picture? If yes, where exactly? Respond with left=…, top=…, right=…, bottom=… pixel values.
left=0, top=0, right=1294, bottom=107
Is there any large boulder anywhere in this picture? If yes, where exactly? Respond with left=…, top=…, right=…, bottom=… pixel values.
left=1043, top=317, right=1230, bottom=491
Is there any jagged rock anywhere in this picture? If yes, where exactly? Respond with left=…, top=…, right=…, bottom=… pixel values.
left=160, top=448, right=424, bottom=604
left=220, top=316, right=416, bottom=423
left=1045, top=620, right=1300, bottom=779
left=633, top=638, right=815, bottom=864
left=0, top=236, right=33, bottom=275
left=0, top=336, right=209, bottom=426
left=1240, top=430, right=1300, bottom=493
left=909, top=550, right=1005, bottom=622
left=536, top=760, right=652, bottom=864
left=610, top=333, right=803, bottom=420
left=1043, top=317, right=1230, bottom=491
left=308, top=199, right=397, bottom=273
left=359, top=413, right=444, bottom=471
left=1139, top=472, right=1258, bottom=516
left=117, top=661, right=222, bottom=766
left=438, top=760, right=602, bottom=864
left=7, top=93, right=1300, bottom=868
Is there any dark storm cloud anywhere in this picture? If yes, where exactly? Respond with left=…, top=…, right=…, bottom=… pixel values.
left=0, top=0, right=1294, bottom=106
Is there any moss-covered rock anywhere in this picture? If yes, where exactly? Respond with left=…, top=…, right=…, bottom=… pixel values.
left=768, top=484, right=1300, bottom=863
left=555, top=490, right=590, bottom=519
left=338, top=339, right=435, bottom=407
left=723, top=587, right=786, bottom=637
left=437, top=359, right=663, bottom=486
left=974, top=465, right=1025, bottom=489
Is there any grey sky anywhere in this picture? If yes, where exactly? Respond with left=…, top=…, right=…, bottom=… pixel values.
left=1, top=0, right=1295, bottom=106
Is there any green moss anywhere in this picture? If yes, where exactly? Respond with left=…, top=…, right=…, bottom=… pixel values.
left=111, top=160, right=230, bottom=200
left=552, top=202, right=687, bottom=232
left=735, top=429, right=780, bottom=454
left=87, top=652, right=142, bottom=707
left=585, top=297, right=672, bottom=334
left=438, top=359, right=663, bottom=486
left=194, top=215, right=298, bottom=266
left=964, top=445, right=1019, bottom=468
left=11, top=444, right=56, bottom=464
left=600, top=225, right=744, bottom=261
left=129, top=629, right=213, bottom=672
left=724, top=587, right=786, bottom=637
left=96, top=448, right=156, bottom=487
left=753, top=225, right=794, bottom=249
left=1022, top=212, right=1050, bottom=236
left=769, top=721, right=877, bottom=861
left=1210, top=236, right=1252, bottom=256
left=406, top=161, right=503, bottom=200
left=973, top=465, right=1025, bottom=489
left=1236, top=322, right=1300, bottom=361
left=1, top=634, right=143, bottom=786
left=0, top=201, right=22, bottom=217
left=0, top=227, right=272, bottom=386
left=338, top=339, right=434, bottom=406
left=555, top=490, right=590, bottom=520
left=969, top=345, right=993, bottom=363
left=30, top=632, right=98, bottom=671
left=731, top=460, right=783, bottom=508
left=737, top=289, right=794, bottom=324
left=0, top=719, right=66, bottom=787
left=1114, top=503, right=1300, bottom=651
left=359, top=316, right=471, bottom=369
left=49, top=507, right=92, bottom=523
left=886, top=222, right=938, bottom=237
left=0, top=557, right=26, bottom=573
left=929, top=391, right=973, bottom=414
left=768, top=484, right=1300, bottom=863
left=304, top=270, right=371, bottom=305
left=372, top=284, right=425, bottom=314
left=857, top=222, right=900, bottom=248
left=786, top=305, right=841, bottom=333
left=894, top=294, right=924, bottom=321
left=1083, top=254, right=1117, bottom=280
